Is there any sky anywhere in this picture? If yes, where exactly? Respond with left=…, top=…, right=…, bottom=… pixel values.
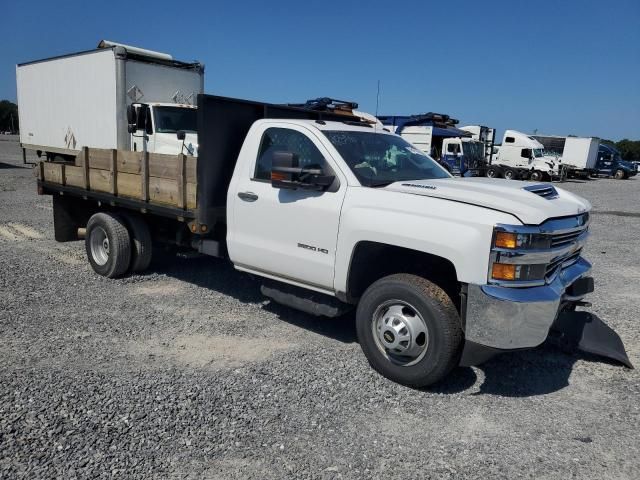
left=2, top=0, right=639, bottom=141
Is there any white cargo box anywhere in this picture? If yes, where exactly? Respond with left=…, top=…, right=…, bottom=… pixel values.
left=561, top=137, right=599, bottom=170
left=16, top=43, right=204, bottom=154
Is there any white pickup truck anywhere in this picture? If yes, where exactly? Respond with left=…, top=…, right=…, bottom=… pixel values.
left=37, top=95, right=629, bottom=387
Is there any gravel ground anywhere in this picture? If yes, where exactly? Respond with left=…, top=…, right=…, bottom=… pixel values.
left=1, top=137, right=638, bottom=479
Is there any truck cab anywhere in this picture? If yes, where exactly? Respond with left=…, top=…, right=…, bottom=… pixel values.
left=594, top=143, right=637, bottom=179
left=377, top=114, right=487, bottom=176
left=491, top=130, right=558, bottom=181
left=130, top=102, right=198, bottom=156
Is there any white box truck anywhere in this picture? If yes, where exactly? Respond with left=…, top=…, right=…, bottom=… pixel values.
left=532, top=135, right=599, bottom=178
left=16, top=40, right=204, bottom=162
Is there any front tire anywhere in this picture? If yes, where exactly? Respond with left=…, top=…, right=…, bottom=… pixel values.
left=85, top=212, right=131, bottom=278
left=614, top=169, right=626, bottom=180
left=356, top=274, right=463, bottom=387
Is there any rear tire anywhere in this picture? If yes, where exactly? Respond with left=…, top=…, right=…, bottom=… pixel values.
left=356, top=274, right=463, bottom=387
left=503, top=168, right=517, bottom=180
left=529, top=170, right=543, bottom=182
left=486, top=166, right=501, bottom=178
left=122, top=213, right=153, bottom=273
left=85, top=213, right=131, bottom=278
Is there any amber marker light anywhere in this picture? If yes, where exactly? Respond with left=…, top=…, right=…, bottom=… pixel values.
left=494, top=231, right=518, bottom=249
left=492, top=263, right=517, bottom=281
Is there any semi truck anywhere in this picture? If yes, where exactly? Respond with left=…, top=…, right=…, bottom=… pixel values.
left=30, top=92, right=632, bottom=386
left=377, top=113, right=487, bottom=176
left=532, top=135, right=599, bottom=179
left=593, top=143, right=637, bottom=179
left=488, top=130, right=559, bottom=181
left=16, top=40, right=204, bottom=163
left=459, top=125, right=496, bottom=164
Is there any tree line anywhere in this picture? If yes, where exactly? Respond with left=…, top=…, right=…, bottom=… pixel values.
left=601, top=138, right=640, bottom=161
left=0, top=100, right=19, bottom=133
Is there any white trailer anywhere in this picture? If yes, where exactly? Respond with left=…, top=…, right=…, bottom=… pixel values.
left=16, top=40, right=204, bottom=160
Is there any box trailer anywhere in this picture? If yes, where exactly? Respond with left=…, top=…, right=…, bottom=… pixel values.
left=16, top=40, right=204, bottom=161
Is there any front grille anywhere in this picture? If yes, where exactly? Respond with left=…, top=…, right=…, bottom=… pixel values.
left=545, top=248, right=582, bottom=279
left=524, top=184, right=559, bottom=199
left=550, top=229, right=585, bottom=247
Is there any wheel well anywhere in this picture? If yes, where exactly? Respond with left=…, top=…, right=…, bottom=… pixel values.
left=346, top=242, right=460, bottom=308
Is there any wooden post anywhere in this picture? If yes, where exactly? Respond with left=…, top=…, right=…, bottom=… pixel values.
left=110, top=149, right=118, bottom=195
left=141, top=150, right=149, bottom=202
left=82, top=146, right=90, bottom=190
left=177, top=153, right=186, bottom=209
left=60, top=164, right=66, bottom=186
left=38, top=161, right=44, bottom=181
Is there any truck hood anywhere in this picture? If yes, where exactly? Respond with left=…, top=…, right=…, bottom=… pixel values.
left=384, top=177, right=591, bottom=225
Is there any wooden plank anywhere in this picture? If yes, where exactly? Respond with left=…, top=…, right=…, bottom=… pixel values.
left=110, top=150, right=117, bottom=195
left=64, top=166, right=84, bottom=187
left=118, top=150, right=142, bottom=175
left=87, top=148, right=112, bottom=170
left=141, top=151, right=149, bottom=202
left=176, top=154, right=186, bottom=209
left=82, top=147, right=90, bottom=190
left=74, top=147, right=85, bottom=167
left=186, top=157, right=197, bottom=183
left=89, top=169, right=111, bottom=193
left=117, top=172, right=143, bottom=199
left=149, top=177, right=179, bottom=206
left=43, top=162, right=63, bottom=184
left=186, top=183, right=197, bottom=209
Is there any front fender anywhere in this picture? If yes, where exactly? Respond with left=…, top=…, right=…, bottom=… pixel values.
left=334, top=187, right=521, bottom=292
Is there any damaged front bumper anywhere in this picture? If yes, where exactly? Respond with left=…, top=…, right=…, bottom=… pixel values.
left=459, top=257, right=632, bottom=368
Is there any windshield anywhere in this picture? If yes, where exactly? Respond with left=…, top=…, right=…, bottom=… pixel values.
left=533, top=148, right=544, bottom=158
left=462, top=141, right=484, bottom=160
left=153, top=107, right=197, bottom=134
left=323, top=131, right=450, bottom=186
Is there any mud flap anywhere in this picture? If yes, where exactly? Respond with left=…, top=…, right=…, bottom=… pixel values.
left=549, top=311, right=633, bottom=368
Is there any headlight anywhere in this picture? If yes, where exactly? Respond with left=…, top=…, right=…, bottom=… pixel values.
left=492, top=230, right=552, bottom=250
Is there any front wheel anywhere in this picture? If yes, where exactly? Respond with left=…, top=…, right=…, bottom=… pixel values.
left=614, top=169, right=626, bottom=180
left=356, top=274, right=463, bottom=387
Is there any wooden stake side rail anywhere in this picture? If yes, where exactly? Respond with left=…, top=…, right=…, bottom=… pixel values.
left=39, top=148, right=197, bottom=210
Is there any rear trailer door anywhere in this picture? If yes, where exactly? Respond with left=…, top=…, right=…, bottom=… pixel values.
left=228, top=123, right=346, bottom=291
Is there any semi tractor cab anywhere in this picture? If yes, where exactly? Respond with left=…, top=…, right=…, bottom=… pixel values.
left=378, top=113, right=486, bottom=176
left=594, top=143, right=638, bottom=179
left=129, top=102, right=198, bottom=156
left=488, top=130, right=558, bottom=181
left=459, top=125, right=496, bottom=164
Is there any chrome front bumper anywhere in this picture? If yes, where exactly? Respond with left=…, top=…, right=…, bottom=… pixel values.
left=464, top=257, right=592, bottom=350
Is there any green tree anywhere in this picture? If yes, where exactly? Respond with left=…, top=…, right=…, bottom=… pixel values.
left=615, top=139, right=640, bottom=161
left=0, top=100, right=19, bottom=133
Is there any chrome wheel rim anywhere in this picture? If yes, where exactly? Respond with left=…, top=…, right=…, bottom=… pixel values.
left=486, top=169, right=496, bottom=178
left=505, top=171, right=514, bottom=180
left=371, top=300, right=429, bottom=367
left=90, top=227, right=110, bottom=266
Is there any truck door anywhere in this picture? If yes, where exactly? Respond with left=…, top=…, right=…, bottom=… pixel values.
left=229, top=124, right=347, bottom=292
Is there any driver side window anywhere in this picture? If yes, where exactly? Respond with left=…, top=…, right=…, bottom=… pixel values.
left=254, top=128, right=327, bottom=181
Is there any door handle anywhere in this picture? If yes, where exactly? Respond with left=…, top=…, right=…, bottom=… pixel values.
left=238, top=191, right=259, bottom=202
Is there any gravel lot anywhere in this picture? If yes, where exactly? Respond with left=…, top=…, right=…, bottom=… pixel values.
left=1, top=136, right=638, bottom=479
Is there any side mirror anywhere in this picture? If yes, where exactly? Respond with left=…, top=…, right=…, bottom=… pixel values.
left=270, top=151, right=334, bottom=191
left=176, top=130, right=186, bottom=141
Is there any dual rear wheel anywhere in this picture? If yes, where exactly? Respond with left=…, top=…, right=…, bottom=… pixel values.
left=85, top=212, right=152, bottom=278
